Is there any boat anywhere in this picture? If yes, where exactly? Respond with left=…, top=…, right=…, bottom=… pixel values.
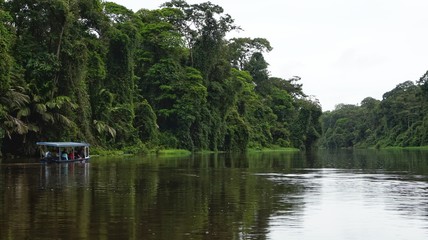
left=37, top=142, right=90, bottom=163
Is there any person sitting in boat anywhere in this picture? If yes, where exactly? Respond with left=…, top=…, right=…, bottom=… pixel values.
left=61, top=150, right=69, bottom=160
left=77, top=147, right=84, bottom=159
left=45, top=150, right=52, bottom=158
left=68, top=150, right=75, bottom=160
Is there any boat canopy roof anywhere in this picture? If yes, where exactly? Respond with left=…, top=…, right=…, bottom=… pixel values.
left=36, top=142, right=90, bottom=148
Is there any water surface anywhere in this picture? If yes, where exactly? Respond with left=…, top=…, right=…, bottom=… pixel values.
left=1, top=150, right=428, bottom=239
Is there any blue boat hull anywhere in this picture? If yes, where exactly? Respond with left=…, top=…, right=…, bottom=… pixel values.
left=41, top=157, right=90, bottom=163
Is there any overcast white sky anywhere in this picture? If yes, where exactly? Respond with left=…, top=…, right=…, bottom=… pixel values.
left=111, top=0, right=428, bottom=111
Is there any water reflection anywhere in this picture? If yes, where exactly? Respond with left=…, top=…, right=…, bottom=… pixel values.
left=39, top=162, right=90, bottom=189
left=1, top=150, right=428, bottom=239
left=267, top=169, right=428, bottom=239
left=313, top=149, right=428, bottom=174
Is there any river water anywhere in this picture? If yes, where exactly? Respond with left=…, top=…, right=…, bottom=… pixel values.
left=1, top=149, right=428, bottom=239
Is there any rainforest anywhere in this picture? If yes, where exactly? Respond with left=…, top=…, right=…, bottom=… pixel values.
left=0, top=0, right=322, bottom=157
left=2, top=0, right=428, bottom=158
left=319, top=73, right=428, bottom=149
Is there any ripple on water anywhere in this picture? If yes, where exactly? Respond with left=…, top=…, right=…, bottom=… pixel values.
left=263, top=169, right=428, bottom=240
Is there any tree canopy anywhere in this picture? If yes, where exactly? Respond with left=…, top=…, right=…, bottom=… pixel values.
left=0, top=0, right=321, bottom=157
left=319, top=74, right=428, bottom=149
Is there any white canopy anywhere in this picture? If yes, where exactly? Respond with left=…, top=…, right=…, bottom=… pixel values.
left=36, top=142, right=90, bottom=148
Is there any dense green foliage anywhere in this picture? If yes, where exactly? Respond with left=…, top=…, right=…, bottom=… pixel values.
left=0, top=0, right=321, bottom=157
left=320, top=71, right=428, bottom=149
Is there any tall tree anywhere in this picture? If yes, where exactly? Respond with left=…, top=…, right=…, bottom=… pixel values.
left=227, top=37, right=272, bottom=70
left=161, top=0, right=238, bottom=71
left=1, top=0, right=323, bottom=156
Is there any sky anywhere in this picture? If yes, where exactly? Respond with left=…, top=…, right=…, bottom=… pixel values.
left=111, top=0, right=428, bottom=111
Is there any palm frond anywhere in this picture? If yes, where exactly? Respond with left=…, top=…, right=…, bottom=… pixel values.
left=4, top=114, right=29, bottom=137
left=41, top=112, right=54, bottom=123
left=33, top=94, right=42, bottom=102
left=0, top=88, right=29, bottom=109
left=47, top=96, right=78, bottom=110
left=35, top=103, right=47, bottom=114
left=27, top=123, right=40, bottom=132
left=106, top=125, right=117, bottom=138
left=93, top=120, right=116, bottom=138
left=17, top=107, right=31, bottom=118
left=93, top=120, right=105, bottom=134
left=53, top=113, right=75, bottom=127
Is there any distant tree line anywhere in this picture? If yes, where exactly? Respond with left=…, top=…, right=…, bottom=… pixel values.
left=320, top=71, right=428, bottom=149
left=0, top=0, right=321, bottom=156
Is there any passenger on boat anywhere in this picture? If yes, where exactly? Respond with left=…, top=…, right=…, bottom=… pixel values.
left=74, top=150, right=80, bottom=159
left=77, top=147, right=84, bottom=159
left=68, top=150, right=75, bottom=160
left=61, top=150, right=69, bottom=160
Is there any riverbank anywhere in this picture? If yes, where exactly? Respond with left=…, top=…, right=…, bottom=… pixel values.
left=90, top=146, right=300, bottom=158
left=247, top=147, right=300, bottom=153
left=381, top=146, right=428, bottom=150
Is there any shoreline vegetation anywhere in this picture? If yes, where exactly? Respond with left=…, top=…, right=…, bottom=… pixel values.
left=381, top=146, right=428, bottom=151
left=2, top=0, right=427, bottom=157
left=83, top=146, right=428, bottom=159
left=90, top=146, right=300, bottom=157
left=0, top=0, right=322, bottom=158
left=319, top=76, right=428, bottom=150
left=317, top=146, right=428, bottom=151
left=247, top=147, right=300, bottom=153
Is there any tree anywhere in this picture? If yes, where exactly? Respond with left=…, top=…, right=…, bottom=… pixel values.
left=244, top=52, right=269, bottom=85
left=227, top=37, right=272, bottom=70
left=0, top=8, right=13, bottom=94
left=161, top=0, right=239, bottom=70
left=1, top=0, right=324, bottom=156
left=319, top=77, right=428, bottom=149
left=291, top=97, right=322, bottom=150
left=134, top=99, right=158, bottom=144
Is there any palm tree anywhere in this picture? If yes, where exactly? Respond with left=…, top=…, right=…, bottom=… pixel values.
left=0, top=87, right=30, bottom=138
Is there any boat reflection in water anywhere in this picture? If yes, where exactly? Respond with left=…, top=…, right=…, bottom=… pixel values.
left=39, top=161, right=90, bottom=189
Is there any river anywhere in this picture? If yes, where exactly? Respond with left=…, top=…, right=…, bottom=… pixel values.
left=1, top=149, right=428, bottom=239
